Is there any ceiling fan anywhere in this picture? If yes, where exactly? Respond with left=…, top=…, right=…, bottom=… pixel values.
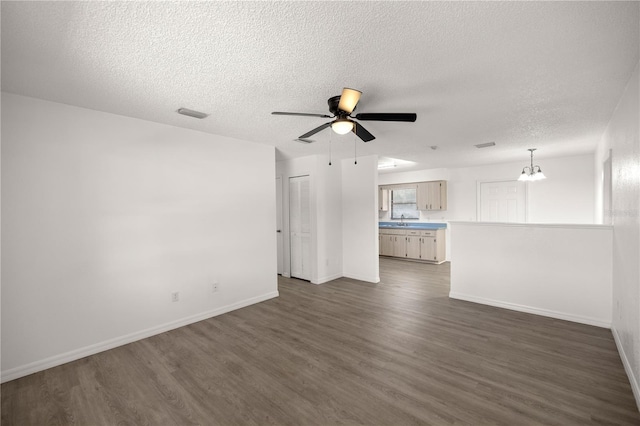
left=272, top=88, right=417, bottom=142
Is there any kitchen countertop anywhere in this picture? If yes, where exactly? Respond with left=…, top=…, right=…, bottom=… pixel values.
left=379, top=222, right=447, bottom=230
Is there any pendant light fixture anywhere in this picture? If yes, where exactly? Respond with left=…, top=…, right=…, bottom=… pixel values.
left=518, top=148, right=547, bottom=182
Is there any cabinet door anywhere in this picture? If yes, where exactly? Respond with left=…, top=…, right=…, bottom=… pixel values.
left=379, top=188, right=389, bottom=211
left=392, top=235, right=406, bottom=257
left=380, top=235, right=394, bottom=256
left=417, top=183, right=430, bottom=210
left=406, top=236, right=421, bottom=259
left=417, top=181, right=447, bottom=211
left=427, top=182, right=441, bottom=210
left=420, top=236, right=437, bottom=261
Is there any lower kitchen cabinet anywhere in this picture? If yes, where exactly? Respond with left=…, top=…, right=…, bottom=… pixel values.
left=379, top=228, right=446, bottom=263
left=379, top=234, right=394, bottom=256
left=406, top=236, right=421, bottom=259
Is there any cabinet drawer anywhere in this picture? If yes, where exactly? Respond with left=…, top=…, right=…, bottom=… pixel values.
left=407, top=230, right=421, bottom=236
left=379, top=228, right=407, bottom=236
left=421, top=230, right=436, bottom=237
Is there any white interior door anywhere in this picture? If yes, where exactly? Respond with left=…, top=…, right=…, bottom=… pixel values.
left=276, top=176, right=284, bottom=275
left=289, top=175, right=311, bottom=281
left=480, top=180, right=526, bottom=222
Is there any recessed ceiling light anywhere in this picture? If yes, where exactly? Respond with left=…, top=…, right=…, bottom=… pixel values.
left=378, top=163, right=397, bottom=170
left=177, top=108, right=208, bottom=119
left=474, top=142, right=496, bottom=148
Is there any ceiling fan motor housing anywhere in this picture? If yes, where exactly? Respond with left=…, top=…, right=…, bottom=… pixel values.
left=328, top=95, right=351, bottom=116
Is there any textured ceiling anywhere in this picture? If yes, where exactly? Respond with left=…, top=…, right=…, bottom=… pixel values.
left=2, top=1, right=639, bottom=171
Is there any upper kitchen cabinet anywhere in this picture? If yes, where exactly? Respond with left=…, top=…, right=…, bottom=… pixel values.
left=379, top=187, right=389, bottom=211
left=417, top=181, right=447, bottom=211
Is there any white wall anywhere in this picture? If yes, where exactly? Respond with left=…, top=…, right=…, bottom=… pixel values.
left=276, top=155, right=343, bottom=284
left=276, top=154, right=378, bottom=284
left=342, top=155, right=379, bottom=283
left=1, top=93, right=278, bottom=381
left=450, top=222, right=613, bottom=328
left=594, top=62, right=640, bottom=408
left=379, top=154, right=596, bottom=261
left=379, top=154, right=595, bottom=224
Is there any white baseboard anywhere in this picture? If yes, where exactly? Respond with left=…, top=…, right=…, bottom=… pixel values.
left=1, top=291, right=279, bottom=383
left=343, top=272, right=380, bottom=283
left=612, top=326, right=640, bottom=411
left=312, top=273, right=343, bottom=285
left=449, top=292, right=611, bottom=328
left=281, top=272, right=291, bottom=278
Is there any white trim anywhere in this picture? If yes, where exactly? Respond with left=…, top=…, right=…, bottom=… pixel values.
left=312, top=273, right=343, bottom=285
left=449, top=292, right=611, bottom=328
left=1, top=291, right=279, bottom=383
left=612, top=326, right=640, bottom=411
left=449, top=221, right=613, bottom=231
left=281, top=272, right=291, bottom=278
left=343, top=272, right=380, bottom=283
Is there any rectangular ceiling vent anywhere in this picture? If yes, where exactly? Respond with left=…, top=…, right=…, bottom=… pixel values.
left=474, top=142, right=496, bottom=149
left=177, top=108, right=208, bottom=119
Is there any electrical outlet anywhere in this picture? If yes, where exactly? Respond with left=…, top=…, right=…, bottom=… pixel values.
left=171, top=292, right=179, bottom=302
left=212, top=282, right=219, bottom=293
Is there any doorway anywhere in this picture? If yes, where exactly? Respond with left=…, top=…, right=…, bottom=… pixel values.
left=479, top=180, right=527, bottom=222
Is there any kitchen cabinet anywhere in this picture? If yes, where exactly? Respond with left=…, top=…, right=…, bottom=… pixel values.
left=379, top=229, right=406, bottom=257
left=379, top=227, right=446, bottom=263
left=406, top=235, right=421, bottom=259
left=392, top=235, right=406, bottom=257
left=417, top=181, right=447, bottom=211
left=420, top=230, right=445, bottom=262
left=379, top=234, right=394, bottom=256
left=379, top=187, right=389, bottom=211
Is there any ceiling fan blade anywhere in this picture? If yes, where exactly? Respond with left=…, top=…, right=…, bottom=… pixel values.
left=338, top=88, right=362, bottom=114
left=353, top=113, right=417, bottom=122
left=353, top=122, right=375, bottom=142
left=299, top=122, right=332, bottom=139
left=272, top=111, right=332, bottom=118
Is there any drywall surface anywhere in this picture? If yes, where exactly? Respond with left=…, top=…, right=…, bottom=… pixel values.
left=342, top=155, right=379, bottom=283
left=449, top=222, right=613, bottom=328
left=1, top=93, right=278, bottom=381
left=594, top=61, right=640, bottom=409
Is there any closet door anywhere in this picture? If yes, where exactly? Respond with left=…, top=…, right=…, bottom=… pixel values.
left=289, top=175, right=311, bottom=281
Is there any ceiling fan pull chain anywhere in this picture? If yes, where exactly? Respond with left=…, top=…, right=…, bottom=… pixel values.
left=354, top=129, right=358, bottom=165
left=328, top=131, right=332, bottom=166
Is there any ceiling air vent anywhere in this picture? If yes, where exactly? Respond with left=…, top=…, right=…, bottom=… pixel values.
left=177, top=108, right=208, bottom=119
left=474, top=142, right=496, bottom=149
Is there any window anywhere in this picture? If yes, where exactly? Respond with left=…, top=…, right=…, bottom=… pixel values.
left=391, top=188, right=419, bottom=219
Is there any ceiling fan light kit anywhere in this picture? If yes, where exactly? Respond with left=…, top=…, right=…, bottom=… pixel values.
left=331, top=118, right=354, bottom=135
left=337, top=88, right=362, bottom=114
left=518, top=148, right=547, bottom=182
left=272, top=87, right=417, bottom=143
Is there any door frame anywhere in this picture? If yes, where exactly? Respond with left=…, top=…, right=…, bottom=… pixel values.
left=476, top=179, right=529, bottom=222
left=276, top=175, right=284, bottom=275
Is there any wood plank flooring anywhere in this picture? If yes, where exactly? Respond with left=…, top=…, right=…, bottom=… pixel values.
left=3, top=258, right=639, bottom=425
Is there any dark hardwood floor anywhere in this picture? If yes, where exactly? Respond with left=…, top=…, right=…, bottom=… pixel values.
left=3, top=258, right=639, bottom=425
